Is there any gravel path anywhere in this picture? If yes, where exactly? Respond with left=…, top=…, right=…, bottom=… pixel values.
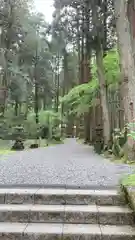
left=0, top=138, right=134, bottom=186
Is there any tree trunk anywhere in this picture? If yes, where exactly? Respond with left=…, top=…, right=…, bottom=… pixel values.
left=84, top=112, right=90, bottom=143
left=15, top=100, right=18, bottom=116
left=115, top=0, right=135, bottom=121
left=118, top=84, right=124, bottom=130
left=96, top=40, right=111, bottom=145
left=80, top=6, right=85, bottom=84
left=56, top=54, right=60, bottom=112
left=66, top=115, right=74, bottom=137
left=76, top=6, right=81, bottom=84
left=114, top=0, right=135, bottom=159
left=117, top=39, right=129, bottom=125
left=61, top=49, right=69, bottom=125
left=24, top=101, right=28, bottom=120
left=18, top=103, right=22, bottom=115
left=63, top=49, right=68, bottom=94
left=127, top=0, right=135, bottom=65
left=89, top=108, right=94, bottom=144
left=83, top=0, right=92, bottom=143
left=43, top=89, right=46, bottom=110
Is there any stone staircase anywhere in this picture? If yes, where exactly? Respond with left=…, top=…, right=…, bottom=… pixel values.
left=0, top=187, right=134, bottom=239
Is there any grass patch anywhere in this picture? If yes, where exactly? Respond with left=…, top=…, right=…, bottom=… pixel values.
left=121, top=174, right=135, bottom=186
left=49, top=139, right=64, bottom=145
left=76, top=138, right=84, bottom=143
left=0, top=140, right=14, bottom=155
left=0, top=149, right=15, bottom=155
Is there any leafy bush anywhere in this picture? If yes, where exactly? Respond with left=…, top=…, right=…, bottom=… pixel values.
left=0, top=110, right=65, bottom=141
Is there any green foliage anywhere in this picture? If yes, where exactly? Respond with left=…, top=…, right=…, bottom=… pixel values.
left=104, top=49, right=120, bottom=86
left=92, top=49, right=120, bottom=87
left=112, top=139, right=123, bottom=158
left=0, top=109, right=65, bottom=141
left=61, top=80, right=99, bottom=116
left=0, top=0, right=119, bottom=146
left=62, top=49, right=120, bottom=116
left=121, top=174, right=135, bottom=186
left=27, top=110, right=65, bottom=141
left=127, top=122, right=135, bottom=141
left=0, top=0, right=55, bottom=116
left=28, top=110, right=63, bottom=127
left=105, top=128, right=127, bottom=159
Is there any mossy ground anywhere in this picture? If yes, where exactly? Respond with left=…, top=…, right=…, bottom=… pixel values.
left=0, top=139, right=64, bottom=157
left=121, top=174, right=135, bottom=186
left=102, top=151, right=135, bottom=165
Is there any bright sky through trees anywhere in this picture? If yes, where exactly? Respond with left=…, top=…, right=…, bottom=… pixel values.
left=34, top=0, right=54, bottom=23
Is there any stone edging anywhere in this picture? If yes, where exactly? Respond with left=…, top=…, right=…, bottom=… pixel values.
left=120, top=184, right=135, bottom=210
left=0, top=184, right=118, bottom=190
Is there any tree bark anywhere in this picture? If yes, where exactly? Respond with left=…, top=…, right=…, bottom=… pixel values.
left=76, top=6, right=81, bottom=84
left=24, top=101, right=28, bottom=120
left=114, top=0, right=135, bottom=121
left=114, top=0, right=135, bottom=159
left=14, top=100, right=18, bottom=116
left=43, top=88, right=46, bottom=110
left=80, top=6, right=85, bottom=84
left=83, top=0, right=92, bottom=143
left=127, top=0, right=135, bottom=65
left=18, top=103, right=22, bottom=115
left=96, top=40, right=111, bottom=145
left=56, top=54, right=60, bottom=112
left=84, top=112, right=90, bottom=143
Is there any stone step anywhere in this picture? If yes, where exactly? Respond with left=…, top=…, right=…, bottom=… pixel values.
left=64, top=205, right=134, bottom=225
left=0, top=204, right=133, bottom=225
left=0, top=188, right=124, bottom=205
left=0, top=223, right=135, bottom=239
